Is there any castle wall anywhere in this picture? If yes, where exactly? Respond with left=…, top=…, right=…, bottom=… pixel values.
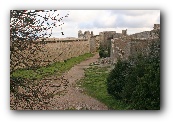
left=111, top=38, right=159, bottom=63
left=94, top=35, right=100, bottom=50
left=110, top=26, right=160, bottom=63
left=90, top=37, right=96, bottom=53
left=11, top=39, right=90, bottom=70
left=100, top=31, right=116, bottom=47
left=11, top=24, right=160, bottom=70
left=110, top=38, right=131, bottom=63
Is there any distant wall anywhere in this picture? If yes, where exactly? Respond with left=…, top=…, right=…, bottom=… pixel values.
left=90, top=37, right=96, bottom=53
left=41, top=39, right=90, bottom=62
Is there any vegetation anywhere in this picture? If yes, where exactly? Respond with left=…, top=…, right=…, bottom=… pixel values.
left=10, top=53, right=94, bottom=110
left=99, top=41, right=111, bottom=58
left=10, top=10, right=69, bottom=73
left=80, top=40, right=160, bottom=110
left=78, top=66, right=129, bottom=110
left=11, top=53, right=94, bottom=80
left=107, top=40, right=160, bottom=110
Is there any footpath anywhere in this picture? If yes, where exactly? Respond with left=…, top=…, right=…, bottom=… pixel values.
left=48, top=53, right=108, bottom=110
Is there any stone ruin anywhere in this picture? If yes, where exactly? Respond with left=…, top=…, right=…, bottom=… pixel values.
left=78, top=24, right=160, bottom=65
left=11, top=24, right=160, bottom=70
left=110, top=24, right=160, bottom=64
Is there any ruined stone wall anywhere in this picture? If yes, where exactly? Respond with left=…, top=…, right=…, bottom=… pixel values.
left=78, top=30, right=84, bottom=38
left=100, top=31, right=116, bottom=47
left=129, top=29, right=159, bottom=39
left=111, top=37, right=159, bottom=63
left=154, top=24, right=160, bottom=30
left=90, top=37, right=96, bottom=53
left=11, top=39, right=90, bottom=70
left=130, top=31, right=151, bottom=39
left=94, top=35, right=100, bottom=50
left=130, top=39, right=150, bottom=56
left=99, top=32, right=104, bottom=46
left=110, top=38, right=131, bottom=63
left=110, top=25, right=160, bottom=63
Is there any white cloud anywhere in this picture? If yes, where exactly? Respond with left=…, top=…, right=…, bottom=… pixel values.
left=48, top=10, right=160, bottom=38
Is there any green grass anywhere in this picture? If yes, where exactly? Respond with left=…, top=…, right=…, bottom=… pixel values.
left=11, top=53, right=94, bottom=80
left=78, top=66, right=130, bottom=110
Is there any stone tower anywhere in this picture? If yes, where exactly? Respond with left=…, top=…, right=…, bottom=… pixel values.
left=91, top=31, right=93, bottom=37
left=122, top=29, right=127, bottom=36
left=78, top=30, right=83, bottom=38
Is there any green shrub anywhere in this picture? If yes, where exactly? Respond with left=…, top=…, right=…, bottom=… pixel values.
left=107, top=40, right=160, bottom=109
left=99, top=43, right=111, bottom=58
left=107, top=59, right=130, bottom=99
left=78, top=66, right=129, bottom=110
left=130, top=58, right=160, bottom=109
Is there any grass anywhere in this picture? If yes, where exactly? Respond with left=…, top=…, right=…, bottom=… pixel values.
left=11, top=53, right=94, bottom=80
left=78, top=66, right=130, bottom=110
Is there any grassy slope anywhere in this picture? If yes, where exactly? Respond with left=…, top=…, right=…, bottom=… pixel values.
left=78, top=66, right=129, bottom=110
left=11, top=53, right=94, bottom=80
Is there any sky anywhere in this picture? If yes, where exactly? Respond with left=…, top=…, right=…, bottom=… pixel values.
left=44, top=10, right=160, bottom=38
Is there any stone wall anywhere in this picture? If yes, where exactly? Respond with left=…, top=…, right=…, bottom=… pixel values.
left=41, top=39, right=90, bottom=62
left=11, top=24, right=160, bottom=70
left=77, top=30, right=124, bottom=51
left=90, top=37, right=96, bottom=53
left=11, top=38, right=90, bottom=70
left=111, top=38, right=159, bottom=63
left=110, top=38, right=131, bottom=63
left=100, top=31, right=116, bottom=47
left=110, top=24, right=160, bottom=63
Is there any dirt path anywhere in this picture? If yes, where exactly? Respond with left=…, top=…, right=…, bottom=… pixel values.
left=49, top=53, right=108, bottom=110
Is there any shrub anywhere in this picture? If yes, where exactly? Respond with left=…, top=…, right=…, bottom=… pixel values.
left=107, top=40, right=160, bottom=109
left=98, top=43, right=111, bottom=58
left=107, top=59, right=130, bottom=99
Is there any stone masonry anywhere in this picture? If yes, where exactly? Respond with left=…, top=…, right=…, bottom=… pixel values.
left=110, top=24, right=160, bottom=63
left=11, top=38, right=90, bottom=70
left=11, top=24, right=160, bottom=70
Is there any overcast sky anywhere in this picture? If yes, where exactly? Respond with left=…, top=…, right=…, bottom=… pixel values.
left=49, top=10, right=160, bottom=38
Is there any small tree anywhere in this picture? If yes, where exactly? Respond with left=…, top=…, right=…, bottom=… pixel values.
left=10, top=10, right=69, bottom=73
left=10, top=10, right=70, bottom=110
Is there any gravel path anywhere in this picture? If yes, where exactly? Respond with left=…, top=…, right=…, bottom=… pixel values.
left=49, top=53, right=108, bottom=110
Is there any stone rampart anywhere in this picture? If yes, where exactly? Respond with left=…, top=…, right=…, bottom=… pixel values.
left=11, top=24, right=160, bottom=70
left=11, top=38, right=90, bottom=70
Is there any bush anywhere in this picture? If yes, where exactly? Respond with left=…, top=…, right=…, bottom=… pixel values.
left=107, top=40, right=160, bottom=109
left=99, top=43, right=111, bottom=58
left=131, top=67, right=160, bottom=109
left=107, top=59, right=130, bottom=99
